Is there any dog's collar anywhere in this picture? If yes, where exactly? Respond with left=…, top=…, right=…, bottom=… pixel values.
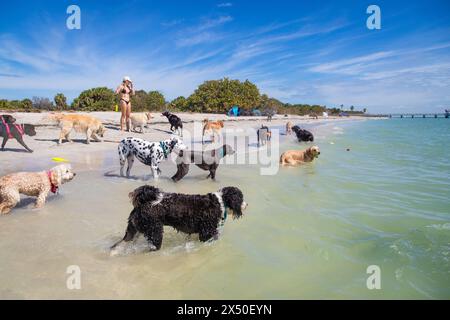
left=159, top=141, right=169, bottom=159
left=47, top=171, right=58, bottom=194
left=213, top=192, right=227, bottom=225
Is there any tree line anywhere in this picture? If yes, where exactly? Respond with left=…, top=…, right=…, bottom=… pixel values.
left=0, top=78, right=366, bottom=115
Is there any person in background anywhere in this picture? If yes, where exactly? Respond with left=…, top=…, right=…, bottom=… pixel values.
left=115, top=76, right=135, bottom=131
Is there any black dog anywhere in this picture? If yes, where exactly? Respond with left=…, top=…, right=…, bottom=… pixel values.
left=257, top=125, right=271, bottom=147
left=171, top=144, right=235, bottom=181
left=111, top=185, right=247, bottom=251
left=0, top=115, right=16, bottom=124
left=0, top=123, right=36, bottom=152
left=162, top=111, right=183, bottom=136
left=292, top=125, right=314, bottom=142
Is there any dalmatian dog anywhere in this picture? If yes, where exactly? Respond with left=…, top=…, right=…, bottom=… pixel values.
left=118, top=136, right=186, bottom=179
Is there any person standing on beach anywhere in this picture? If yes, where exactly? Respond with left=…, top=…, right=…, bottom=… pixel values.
left=115, top=76, right=135, bottom=131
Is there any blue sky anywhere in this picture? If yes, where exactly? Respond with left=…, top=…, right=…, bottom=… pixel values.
left=1, top=0, right=449, bottom=113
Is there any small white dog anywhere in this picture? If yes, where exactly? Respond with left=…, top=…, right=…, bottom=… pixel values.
left=130, top=113, right=153, bottom=133
left=0, top=164, right=76, bottom=214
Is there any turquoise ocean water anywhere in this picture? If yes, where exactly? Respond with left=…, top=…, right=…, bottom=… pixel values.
left=0, top=118, right=449, bottom=299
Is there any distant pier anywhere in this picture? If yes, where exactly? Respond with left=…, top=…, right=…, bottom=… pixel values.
left=389, top=113, right=449, bottom=119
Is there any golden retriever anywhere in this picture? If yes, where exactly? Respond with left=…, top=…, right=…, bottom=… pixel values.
left=202, top=119, right=224, bottom=143
left=0, top=164, right=76, bottom=214
left=280, top=146, right=320, bottom=165
left=50, top=114, right=106, bottom=144
left=130, top=112, right=153, bottom=133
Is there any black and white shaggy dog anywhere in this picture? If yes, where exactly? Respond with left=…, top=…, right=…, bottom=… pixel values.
left=118, top=136, right=186, bottom=179
left=292, top=125, right=314, bottom=142
left=162, top=111, right=183, bottom=136
left=111, top=185, right=247, bottom=251
left=171, top=144, right=235, bottom=182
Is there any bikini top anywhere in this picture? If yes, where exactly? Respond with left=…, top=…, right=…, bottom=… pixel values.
left=121, top=85, right=132, bottom=94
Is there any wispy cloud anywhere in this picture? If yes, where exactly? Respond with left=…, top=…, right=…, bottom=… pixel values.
left=217, top=2, right=233, bottom=8
left=309, top=51, right=394, bottom=73
left=161, top=19, right=184, bottom=27
left=0, top=73, right=21, bottom=78
left=174, top=15, right=233, bottom=47
left=176, top=32, right=225, bottom=47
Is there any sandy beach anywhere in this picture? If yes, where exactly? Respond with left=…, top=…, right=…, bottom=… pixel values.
left=1, top=111, right=365, bottom=166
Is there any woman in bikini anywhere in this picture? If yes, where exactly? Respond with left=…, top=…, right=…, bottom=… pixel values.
left=115, top=76, right=135, bottom=131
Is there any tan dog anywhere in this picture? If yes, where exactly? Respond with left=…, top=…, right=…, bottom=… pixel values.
left=130, top=112, right=153, bottom=133
left=0, top=164, right=76, bottom=214
left=50, top=114, right=106, bottom=144
left=286, top=121, right=293, bottom=135
left=202, top=119, right=224, bottom=143
left=280, top=146, right=320, bottom=165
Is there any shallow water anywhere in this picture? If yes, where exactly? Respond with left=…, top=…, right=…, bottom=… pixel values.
left=0, top=119, right=449, bottom=299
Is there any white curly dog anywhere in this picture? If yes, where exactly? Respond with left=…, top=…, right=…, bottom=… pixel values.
left=0, top=164, right=76, bottom=214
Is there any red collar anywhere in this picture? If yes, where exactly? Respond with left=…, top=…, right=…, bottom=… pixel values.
left=47, top=171, right=58, bottom=193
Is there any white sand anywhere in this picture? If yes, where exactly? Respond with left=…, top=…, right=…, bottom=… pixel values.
left=0, top=111, right=364, bottom=166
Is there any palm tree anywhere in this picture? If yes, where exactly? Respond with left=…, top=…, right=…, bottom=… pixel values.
left=54, top=93, right=68, bottom=110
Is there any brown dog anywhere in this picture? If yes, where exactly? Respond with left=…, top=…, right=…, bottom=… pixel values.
left=202, top=119, right=224, bottom=143
left=49, top=114, right=106, bottom=144
left=280, top=146, right=320, bottom=165
left=286, top=121, right=293, bottom=135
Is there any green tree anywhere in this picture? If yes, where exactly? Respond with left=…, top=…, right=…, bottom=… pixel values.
left=363, top=108, right=367, bottom=113
left=54, top=93, right=68, bottom=110
left=350, top=105, right=354, bottom=112
left=131, top=90, right=149, bottom=111
left=146, top=91, right=166, bottom=111
left=0, top=99, right=10, bottom=110
left=187, top=78, right=260, bottom=113
left=260, top=96, right=284, bottom=114
left=21, top=98, right=33, bottom=111
left=71, top=87, right=116, bottom=111
left=171, top=96, right=188, bottom=111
